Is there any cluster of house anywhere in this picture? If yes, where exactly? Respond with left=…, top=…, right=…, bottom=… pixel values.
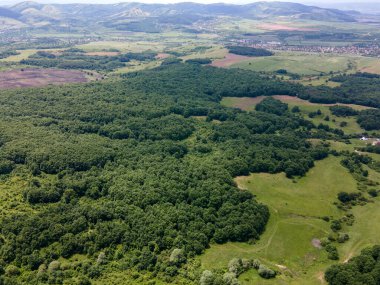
left=360, top=136, right=380, bottom=146
left=232, top=39, right=380, bottom=57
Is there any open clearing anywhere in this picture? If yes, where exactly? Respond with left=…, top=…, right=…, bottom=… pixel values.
left=201, top=157, right=357, bottom=284
left=75, top=41, right=164, bottom=53
left=0, top=68, right=90, bottom=89
left=221, top=95, right=371, bottom=111
left=230, top=52, right=380, bottom=76
left=211, top=53, right=251, bottom=67
left=201, top=156, right=380, bottom=284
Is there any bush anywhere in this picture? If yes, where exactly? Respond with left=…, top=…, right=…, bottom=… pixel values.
left=368, top=189, right=378, bottom=197
left=169, top=248, right=186, bottom=266
left=200, top=270, right=214, bottom=285
left=325, top=244, right=339, bottom=260
left=48, top=260, right=61, bottom=272
left=223, top=272, right=239, bottom=285
left=5, top=265, right=20, bottom=276
left=337, top=233, right=350, bottom=243
left=228, top=258, right=243, bottom=275
left=331, top=220, right=342, bottom=232
left=258, top=264, right=276, bottom=279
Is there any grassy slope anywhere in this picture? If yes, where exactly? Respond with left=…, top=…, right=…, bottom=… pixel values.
left=201, top=155, right=380, bottom=284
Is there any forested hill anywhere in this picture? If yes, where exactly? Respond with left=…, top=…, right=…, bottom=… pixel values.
left=123, top=64, right=380, bottom=109
left=0, top=1, right=358, bottom=30
left=0, top=63, right=330, bottom=284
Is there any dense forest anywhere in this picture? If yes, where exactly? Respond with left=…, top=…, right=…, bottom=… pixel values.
left=305, top=73, right=380, bottom=108
left=0, top=63, right=331, bottom=284
left=20, top=50, right=157, bottom=71
left=325, top=245, right=380, bottom=285
left=227, top=46, right=274, bottom=57
left=0, top=50, right=19, bottom=59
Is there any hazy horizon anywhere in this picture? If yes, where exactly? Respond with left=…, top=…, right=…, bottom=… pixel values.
left=1, top=0, right=379, bottom=4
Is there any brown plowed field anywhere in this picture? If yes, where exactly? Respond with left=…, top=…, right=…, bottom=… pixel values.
left=211, top=53, right=250, bottom=68
left=0, top=68, right=89, bottom=89
left=258, top=24, right=318, bottom=32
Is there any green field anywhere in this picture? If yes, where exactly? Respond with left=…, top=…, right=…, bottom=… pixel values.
left=230, top=52, right=380, bottom=76
left=75, top=41, right=165, bottom=53
left=201, top=155, right=380, bottom=284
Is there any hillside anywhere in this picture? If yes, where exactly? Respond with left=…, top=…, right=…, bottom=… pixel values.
left=0, top=1, right=358, bottom=31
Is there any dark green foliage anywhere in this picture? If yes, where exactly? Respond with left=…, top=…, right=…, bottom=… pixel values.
left=357, top=109, right=380, bottom=131
left=330, top=220, right=342, bottom=232
left=308, top=109, right=322, bottom=118
left=185, top=58, right=212, bottom=65
left=123, top=64, right=301, bottom=100
left=227, top=46, right=273, bottom=57
left=329, top=106, right=358, bottom=117
left=161, top=58, right=183, bottom=66
left=359, top=145, right=380, bottom=154
left=255, top=97, right=288, bottom=116
left=325, top=245, right=380, bottom=285
left=0, top=50, right=19, bottom=59
left=337, top=192, right=361, bottom=204
left=0, top=64, right=331, bottom=283
left=20, top=50, right=156, bottom=71
left=306, top=74, right=380, bottom=108
left=325, top=244, right=339, bottom=260
left=291, top=106, right=300, bottom=113
left=258, top=264, right=276, bottom=279
left=276, top=69, right=287, bottom=74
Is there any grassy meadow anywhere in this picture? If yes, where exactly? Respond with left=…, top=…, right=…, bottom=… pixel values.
left=201, top=155, right=380, bottom=284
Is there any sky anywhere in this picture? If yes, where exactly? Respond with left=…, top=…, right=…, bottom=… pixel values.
left=1, top=0, right=379, bottom=13
left=0, top=0, right=377, bottom=4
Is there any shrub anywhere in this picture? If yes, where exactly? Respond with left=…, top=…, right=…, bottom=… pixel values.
left=223, top=272, right=239, bottom=285
left=258, top=264, right=276, bottom=279
left=337, top=233, right=350, bottom=243
left=169, top=248, right=186, bottom=266
left=48, top=260, right=61, bottom=272
left=5, top=265, right=20, bottom=276
left=200, top=270, right=214, bottom=285
left=331, top=220, right=342, bottom=232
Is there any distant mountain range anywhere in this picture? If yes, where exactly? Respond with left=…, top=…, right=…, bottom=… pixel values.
left=0, top=1, right=360, bottom=32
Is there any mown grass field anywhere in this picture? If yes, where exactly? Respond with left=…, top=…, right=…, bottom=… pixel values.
left=201, top=155, right=380, bottom=284
left=180, top=46, right=227, bottom=61
left=221, top=96, right=368, bottom=135
left=113, top=60, right=162, bottom=74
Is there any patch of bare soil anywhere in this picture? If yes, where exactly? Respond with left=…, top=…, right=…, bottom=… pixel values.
left=155, top=53, right=170, bottom=59
left=0, top=68, right=90, bottom=89
left=311, top=238, right=322, bottom=249
left=258, top=23, right=318, bottom=32
left=211, top=53, right=250, bottom=68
